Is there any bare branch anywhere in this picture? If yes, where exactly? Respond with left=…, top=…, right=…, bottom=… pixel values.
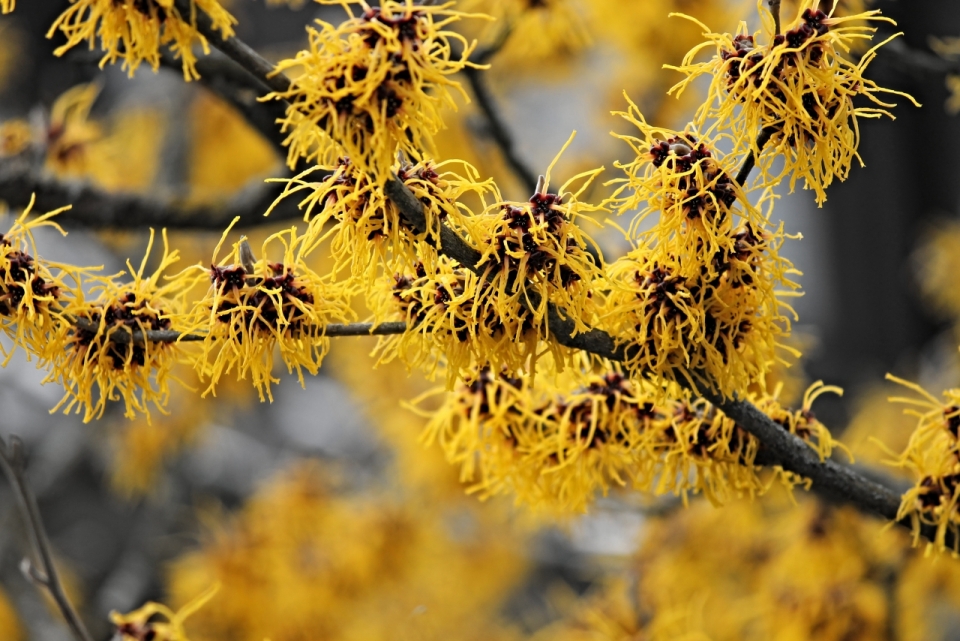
left=768, top=0, right=782, bottom=37
left=174, top=0, right=291, bottom=95
left=0, top=156, right=320, bottom=229
left=69, top=317, right=407, bottom=344
left=0, top=436, right=95, bottom=641
left=884, top=36, right=960, bottom=76
left=461, top=66, right=539, bottom=194
left=735, top=127, right=776, bottom=187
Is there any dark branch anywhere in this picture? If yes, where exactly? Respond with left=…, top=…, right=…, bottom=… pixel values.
left=884, top=36, right=960, bottom=76
left=0, top=436, right=94, bottom=641
left=768, top=0, right=782, bottom=37
left=70, top=317, right=408, bottom=344
left=0, top=157, right=315, bottom=229
left=173, top=0, right=291, bottom=95
left=735, top=127, right=776, bottom=187
left=162, top=52, right=289, bottom=159
left=460, top=67, right=538, bottom=194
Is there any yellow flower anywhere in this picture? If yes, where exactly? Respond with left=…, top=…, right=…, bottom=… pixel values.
left=636, top=492, right=901, bottom=641
left=45, top=83, right=104, bottom=177
left=268, top=0, right=485, bottom=183
left=0, top=197, right=83, bottom=364
left=668, top=1, right=918, bottom=205
left=273, top=156, right=496, bottom=288
left=166, top=461, right=524, bottom=641
left=0, top=120, right=31, bottom=157
left=467, top=134, right=605, bottom=338
left=47, top=0, right=237, bottom=80
left=0, top=0, right=12, bottom=13
left=606, top=103, right=763, bottom=267
left=418, top=362, right=835, bottom=513
left=886, top=374, right=960, bottom=553
left=112, top=584, right=218, bottom=641
left=0, top=587, right=23, bottom=641
left=375, top=255, right=549, bottom=383
left=459, top=0, right=590, bottom=69
left=603, top=221, right=800, bottom=398
left=179, top=223, right=353, bottom=402
left=43, top=230, right=191, bottom=422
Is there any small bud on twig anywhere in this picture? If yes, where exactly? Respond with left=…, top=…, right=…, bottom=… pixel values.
left=238, top=236, right=257, bottom=275
left=768, top=0, right=782, bottom=36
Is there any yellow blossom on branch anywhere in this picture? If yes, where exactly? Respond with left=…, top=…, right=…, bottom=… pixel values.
left=418, top=360, right=840, bottom=513
left=886, top=374, right=960, bottom=554
left=0, top=196, right=83, bottom=365
left=273, top=156, right=496, bottom=288
left=267, top=0, right=486, bottom=183
left=606, top=102, right=762, bottom=265
left=603, top=220, right=800, bottom=399
left=42, top=230, right=191, bottom=422
left=178, top=223, right=353, bottom=402
left=375, top=255, right=559, bottom=383
left=668, top=1, right=918, bottom=205
left=47, top=0, right=237, bottom=80
left=467, top=134, right=605, bottom=338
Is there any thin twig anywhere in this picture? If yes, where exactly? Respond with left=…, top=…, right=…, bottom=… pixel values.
left=768, top=0, right=782, bottom=37
left=462, top=67, right=539, bottom=194
left=131, top=10, right=946, bottom=548
left=173, top=0, right=291, bottom=95
left=0, top=156, right=317, bottom=229
left=0, top=436, right=94, bottom=641
left=735, top=127, right=776, bottom=186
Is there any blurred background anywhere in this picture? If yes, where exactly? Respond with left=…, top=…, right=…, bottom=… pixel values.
left=3, top=1, right=960, bottom=639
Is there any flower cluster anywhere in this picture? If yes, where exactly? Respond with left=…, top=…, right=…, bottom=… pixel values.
left=43, top=231, right=190, bottom=421
left=376, top=256, right=545, bottom=382
left=467, top=158, right=604, bottom=338
left=178, top=225, right=353, bottom=402
left=887, top=375, right=960, bottom=553
left=273, top=157, right=495, bottom=286
left=604, top=111, right=799, bottom=398
left=48, top=0, right=237, bottom=80
left=419, top=362, right=838, bottom=512
left=0, top=198, right=78, bottom=365
left=269, top=1, right=484, bottom=182
left=668, top=2, right=917, bottom=204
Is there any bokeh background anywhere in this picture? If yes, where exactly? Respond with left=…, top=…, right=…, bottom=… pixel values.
left=3, top=1, right=960, bottom=639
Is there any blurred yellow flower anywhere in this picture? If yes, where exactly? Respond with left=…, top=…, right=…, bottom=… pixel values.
left=0, top=588, right=23, bottom=641
left=48, top=0, right=237, bottom=80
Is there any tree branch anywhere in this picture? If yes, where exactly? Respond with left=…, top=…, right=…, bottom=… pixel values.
left=461, top=66, right=539, bottom=194
left=0, top=436, right=94, bottom=641
left=127, top=7, right=942, bottom=548
left=0, top=157, right=315, bottom=229
left=70, top=318, right=408, bottom=344
left=735, top=127, right=776, bottom=187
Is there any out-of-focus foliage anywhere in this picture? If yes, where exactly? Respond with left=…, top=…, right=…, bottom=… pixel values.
left=166, top=461, right=527, bottom=641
